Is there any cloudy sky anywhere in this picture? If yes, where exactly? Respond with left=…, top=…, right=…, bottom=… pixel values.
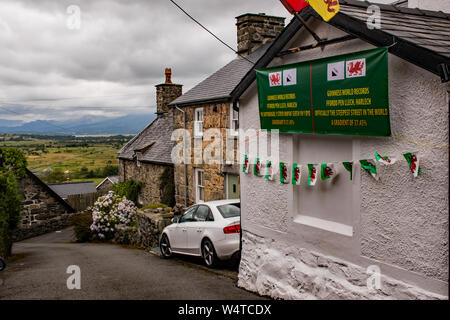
left=0, top=0, right=395, bottom=123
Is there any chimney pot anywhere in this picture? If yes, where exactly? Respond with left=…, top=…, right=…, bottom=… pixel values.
left=165, top=68, right=172, bottom=84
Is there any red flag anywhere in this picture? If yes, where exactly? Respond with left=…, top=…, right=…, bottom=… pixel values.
left=279, top=0, right=310, bottom=14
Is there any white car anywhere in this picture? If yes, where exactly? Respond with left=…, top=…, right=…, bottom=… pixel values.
left=159, top=200, right=241, bottom=267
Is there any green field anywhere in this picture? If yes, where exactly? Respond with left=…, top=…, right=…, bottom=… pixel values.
left=0, top=134, right=132, bottom=185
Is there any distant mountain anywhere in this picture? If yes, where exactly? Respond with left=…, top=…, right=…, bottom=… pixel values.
left=0, top=119, right=24, bottom=127
left=0, top=113, right=157, bottom=135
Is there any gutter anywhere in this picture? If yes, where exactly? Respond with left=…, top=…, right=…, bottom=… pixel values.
left=175, top=105, right=188, bottom=208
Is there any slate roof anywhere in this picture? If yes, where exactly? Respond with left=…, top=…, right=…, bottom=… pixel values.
left=339, top=0, right=450, bottom=58
left=169, top=43, right=272, bottom=107
left=25, top=169, right=75, bottom=213
left=231, top=1, right=450, bottom=102
left=117, top=113, right=174, bottom=165
left=96, top=176, right=119, bottom=189
left=48, top=181, right=97, bottom=199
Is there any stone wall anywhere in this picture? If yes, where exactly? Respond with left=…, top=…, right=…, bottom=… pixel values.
left=14, top=172, right=74, bottom=241
left=113, top=208, right=174, bottom=249
left=96, top=179, right=114, bottom=195
left=172, top=102, right=240, bottom=206
left=119, top=159, right=173, bottom=207
left=238, top=231, right=447, bottom=300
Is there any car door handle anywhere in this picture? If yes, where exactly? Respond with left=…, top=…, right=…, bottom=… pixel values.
left=196, top=229, right=202, bottom=233
left=182, top=228, right=187, bottom=232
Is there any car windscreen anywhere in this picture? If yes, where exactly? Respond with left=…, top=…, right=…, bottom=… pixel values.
left=217, top=203, right=240, bottom=218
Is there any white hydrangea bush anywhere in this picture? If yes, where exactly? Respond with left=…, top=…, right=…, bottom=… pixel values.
left=90, top=191, right=137, bottom=240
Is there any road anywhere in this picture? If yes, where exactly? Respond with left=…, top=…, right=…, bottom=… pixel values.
left=0, top=228, right=264, bottom=300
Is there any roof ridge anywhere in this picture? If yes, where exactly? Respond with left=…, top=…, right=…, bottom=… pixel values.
left=340, top=0, right=450, bottom=20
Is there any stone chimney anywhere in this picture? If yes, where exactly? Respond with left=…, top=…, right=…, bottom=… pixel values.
left=236, top=13, right=285, bottom=56
left=155, top=68, right=182, bottom=114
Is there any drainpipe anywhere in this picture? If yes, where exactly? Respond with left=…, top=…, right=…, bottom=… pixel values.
left=175, top=105, right=188, bottom=208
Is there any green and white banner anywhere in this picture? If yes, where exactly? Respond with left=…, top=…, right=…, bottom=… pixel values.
left=280, top=162, right=289, bottom=184
left=307, top=164, right=319, bottom=186
left=321, top=163, right=338, bottom=181
left=256, top=47, right=390, bottom=136
left=243, top=154, right=250, bottom=174
left=265, top=160, right=274, bottom=181
left=403, top=152, right=421, bottom=178
left=360, top=159, right=378, bottom=181
left=292, top=163, right=302, bottom=185
left=375, top=152, right=397, bottom=165
left=254, top=158, right=262, bottom=176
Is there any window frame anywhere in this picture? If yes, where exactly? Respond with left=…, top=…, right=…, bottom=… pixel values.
left=195, top=168, right=205, bottom=203
left=194, top=108, right=204, bottom=138
left=230, top=104, right=239, bottom=136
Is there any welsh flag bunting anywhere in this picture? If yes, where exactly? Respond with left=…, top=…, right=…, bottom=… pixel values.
left=292, top=163, right=302, bottom=185
left=321, top=163, right=338, bottom=181
left=403, top=152, right=421, bottom=177
left=280, top=162, right=289, bottom=184
left=360, top=159, right=378, bottom=181
left=343, top=162, right=353, bottom=180
left=265, top=160, right=274, bottom=181
left=309, top=0, right=340, bottom=22
left=243, top=154, right=250, bottom=174
left=375, top=152, right=397, bottom=166
left=254, top=158, right=262, bottom=176
left=279, top=0, right=310, bottom=14
left=307, top=164, right=319, bottom=186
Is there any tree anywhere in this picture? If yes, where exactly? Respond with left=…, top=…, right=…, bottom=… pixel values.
left=0, top=148, right=26, bottom=257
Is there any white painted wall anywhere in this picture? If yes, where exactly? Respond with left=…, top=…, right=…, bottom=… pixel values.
left=238, top=18, right=449, bottom=298
left=408, top=0, right=450, bottom=13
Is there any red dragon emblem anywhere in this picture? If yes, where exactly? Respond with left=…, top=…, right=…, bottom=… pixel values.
left=269, top=72, right=281, bottom=86
left=282, top=166, right=288, bottom=181
left=347, top=60, right=365, bottom=77
left=255, top=161, right=261, bottom=174
left=310, top=167, right=316, bottom=180
left=324, top=0, right=339, bottom=13
left=294, top=167, right=300, bottom=182
left=324, top=166, right=334, bottom=177
left=409, top=155, right=417, bottom=173
left=244, top=157, right=248, bottom=171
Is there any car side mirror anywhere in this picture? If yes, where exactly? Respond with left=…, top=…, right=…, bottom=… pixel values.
left=171, top=217, right=179, bottom=224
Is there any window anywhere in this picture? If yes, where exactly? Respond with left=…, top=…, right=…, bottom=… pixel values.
left=230, top=105, right=239, bottom=136
left=179, top=206, right=197, bottom=223
left=217, top=203, right=240, bottom=218
left=194, top=205, right=212, bottom=222
left=195, top=169, right=204, bottom=203
left=194, top=108, right=204, bottom=138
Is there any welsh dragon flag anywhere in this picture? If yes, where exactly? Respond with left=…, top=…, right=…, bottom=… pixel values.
left=403, top=152, right=421, bottom=177
left=292, top=163, right=302, bottom=185
left=360, top=159, right=378, bottom=181
left=265, top=160, right=274, bottom=181
left=242, top=155, right=250, bottom=174
left=375, top=152, right=397, bottom=166
left=321, top=163, right=338, bottom=181
left=254, top=158, right=262, bottom=177
left=343, top=162, right=353, bottom=180
left=307, top=164, right=319, bottom=186
left=279, top=0, right=310, bottom=14
left=280, top=162, right=289, bottom=184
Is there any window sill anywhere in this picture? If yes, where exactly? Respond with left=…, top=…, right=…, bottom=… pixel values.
left=293, top=215, right=353, bottom=237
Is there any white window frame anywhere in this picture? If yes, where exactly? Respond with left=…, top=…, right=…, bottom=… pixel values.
left=194, top=108, right=204, bottom=138
left=195, top=168, right=204, bottom=203
left=230, top=104, right=239, bottom=136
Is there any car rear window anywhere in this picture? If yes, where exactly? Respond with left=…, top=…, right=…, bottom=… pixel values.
left=217, top=203, right=240, bottom=218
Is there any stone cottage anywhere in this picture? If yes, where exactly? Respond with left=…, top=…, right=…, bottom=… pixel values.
left=235, top=1, right=449, bottom=299
left=96, top=175, right=119, bottom=195
left=169, top=13, right=286, bottom=207
left=15, top=169, right=75, bottom=241
left=118, top=69, right=182, bottom=207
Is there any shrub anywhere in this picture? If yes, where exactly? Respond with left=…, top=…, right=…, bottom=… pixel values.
left=90, top=191, right=137, bottom=240
left=111, top=180, right=143, bottom=205
left=0, top=148, right=26, bottom=257
left=159, top=167, right=175, bottom=207
left=72, top=213, right=93, bottom=242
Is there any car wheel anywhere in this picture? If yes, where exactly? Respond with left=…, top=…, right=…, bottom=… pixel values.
left=202, top=239, right=218, bottom=268
left=160, top=234, right=172, bottom=259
